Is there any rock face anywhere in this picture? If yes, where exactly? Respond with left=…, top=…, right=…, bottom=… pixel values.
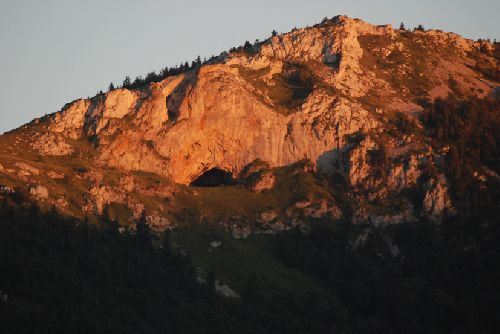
left=47, top=171, right=65, bottom=179
left=50, top=99, right=91, bottom=139
left=31, top=133, right=74, bottom=156
left=249, top=171, right=276, bottom=193
left=85, top=185, right=126, bottom=215
left=0, top=15, right=497, bottom=228
left=422, top=176, right=454, bottom=223
left=15, top=163, right=40, bottom=177
left=345, top=136, right=379, bottom=189
left=239, top=159, right=276, bottom=192
left=38, top=16, right=493, bottom=187
left=30, top=185, right=49, bottom=200
left=215, top=281, right=240, bottom=298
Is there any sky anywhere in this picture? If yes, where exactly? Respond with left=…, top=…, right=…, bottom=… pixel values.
left=0, top=0, right=498, bottom=134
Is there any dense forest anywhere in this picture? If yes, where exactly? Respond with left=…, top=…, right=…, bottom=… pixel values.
left=1, top=187, right=499, bottom=334
left=423, top=95, right=499, bottom=225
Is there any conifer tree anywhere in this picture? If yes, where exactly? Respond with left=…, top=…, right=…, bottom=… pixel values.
left=100, top=205, right=112, bottom=226
left=122, top=76, right=131, bottom=88
left=1, top=196, right=8, bottom=216
left=132, top=76, right=143, bottom=88
left=135, top=210, right=152, bottom=251
left=207, top=269, right=216, bottom=297
left=162, top=229, right=172, bottom=255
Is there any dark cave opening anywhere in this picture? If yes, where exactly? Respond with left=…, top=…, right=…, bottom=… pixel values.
left=190, top=168, right=235, bottom=187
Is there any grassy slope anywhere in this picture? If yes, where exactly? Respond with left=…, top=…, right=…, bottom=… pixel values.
left=171, top=223, right=324, bottom=297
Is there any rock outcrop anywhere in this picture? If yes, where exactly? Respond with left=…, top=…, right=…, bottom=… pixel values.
left=421, top=176, right=454, bottom=223
left=0, top=15, right=497, bottom=229
left=249, top=171, right=276, bottom=192
left=30, top=185, right=49, bottom=200
left=40, top=17, right=492, bottom=187
left=31, top=133, right=74, bottom=156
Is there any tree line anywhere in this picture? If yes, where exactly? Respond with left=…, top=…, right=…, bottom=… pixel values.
left=107, top=29, right=284, bottom=93
left=107, top=55, right=205, bottom=92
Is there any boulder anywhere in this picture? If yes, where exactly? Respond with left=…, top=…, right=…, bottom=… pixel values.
left=30, top=185, right=49, bottom=200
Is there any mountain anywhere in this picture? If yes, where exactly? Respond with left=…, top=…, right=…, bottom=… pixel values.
left=1, top=15, right=499, bottom=333
left=0, top=15, right=497, bottom=229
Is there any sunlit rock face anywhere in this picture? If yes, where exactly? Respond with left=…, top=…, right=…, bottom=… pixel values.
left=1, top=15, right=497, bottom=225
left=40, top=16, right=494, bottom=186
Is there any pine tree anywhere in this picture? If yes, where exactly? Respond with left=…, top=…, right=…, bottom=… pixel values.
left=399, top=22, right=405, bottom=30
left=160, top=66, right=169, bottom=78
left=207, top=269, right=216, bottom=297
left=122, top=76, right=131, bottom=88
left=162, top=229, right=172, bottom=255
left=145, top=71, right=157, bottom=83
left=47, top=204, right=58, bottom=223
left=416, top=24, right=425, bottom=32
left=423, top=156, right=435, bottom=180
left=29, top=202, right=40, bottom=221
left=448, top=145, right=462, bottom=180
left=135, top=211, right=152, bottom=251
left=108, top=82, right=115, bottom=91
left=272, top=30, right=278, bottom=37
left=81, top=215, right=90, bottom=247
left=1, top=196, right=8, bottom=215
left=243, top=272, right=259, bottom=301
left=100, top=205, right=112, bottom=226
left=132, top=76, right=143, bottom=88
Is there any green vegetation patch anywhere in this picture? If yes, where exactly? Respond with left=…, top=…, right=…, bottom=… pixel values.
left=358, top=32, right=444, bottom=102
left=171, top=223, right=323, bottom=297
left=232, top=63, right=313, bottom=115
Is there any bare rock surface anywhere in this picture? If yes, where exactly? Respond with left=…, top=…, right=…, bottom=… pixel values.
left=30, top=185, right=49, bottom=200
left=47, top=171, right=65, bottom=179
left=422, top=176, right=454, bottom=222
left=31, top=133, right=74, bottom=156
left=0, top=15, right=497, bottom=229
left=16, top=163, right=40, bottom=177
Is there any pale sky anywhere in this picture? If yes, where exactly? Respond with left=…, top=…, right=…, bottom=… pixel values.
left=0, top=0, right=498, bottom=134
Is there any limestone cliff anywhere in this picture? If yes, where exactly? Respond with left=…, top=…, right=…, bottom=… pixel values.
left=0, top=15, right=498, bottom=229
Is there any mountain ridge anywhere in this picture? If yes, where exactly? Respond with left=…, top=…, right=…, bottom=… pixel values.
left=0, top=15, right=498, bottom=229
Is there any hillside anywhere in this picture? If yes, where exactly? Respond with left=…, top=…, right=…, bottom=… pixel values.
left=0, top=16, right=498, bottom=228
left=0, top=15, right=499, bottom=332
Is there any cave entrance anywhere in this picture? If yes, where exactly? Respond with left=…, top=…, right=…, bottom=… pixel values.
left=190, top=168, right=235, bottom=187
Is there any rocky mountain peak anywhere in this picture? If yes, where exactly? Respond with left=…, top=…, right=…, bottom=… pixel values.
left=0, top=15, right=498, bottom=228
